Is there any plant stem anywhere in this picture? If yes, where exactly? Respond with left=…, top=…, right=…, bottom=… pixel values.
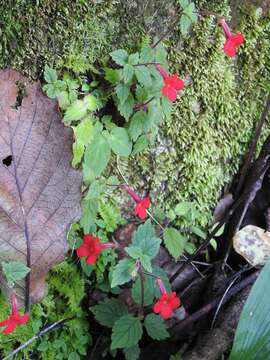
left=152, top=17, right=180, bottom=49
left=134, top=62, right=159, bottom=67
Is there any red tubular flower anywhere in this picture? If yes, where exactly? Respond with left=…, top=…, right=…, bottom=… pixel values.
left=156, top=64, right=184, bottom=102
left=0, top=294, right=29, bottom=334
left=76, top=234, right=114, bottom=265
left=220, top=17, right=244, bottom=57
left=153, top=278, right=181, bottom=319
left=122, top=185, right=151, bottom=220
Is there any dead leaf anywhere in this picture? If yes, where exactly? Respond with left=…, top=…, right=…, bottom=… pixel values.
left=0, top=70, right=82, bottom=308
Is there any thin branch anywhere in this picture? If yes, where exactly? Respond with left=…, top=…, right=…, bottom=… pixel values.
left=235, top=93, right=270, bottom=198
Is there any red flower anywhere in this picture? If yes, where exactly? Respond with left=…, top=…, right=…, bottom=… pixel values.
left=220, top=17, right=244, bottom=57
left=153, top=278, right=181, bottom=319
left=156, top=64, right=184, bottom=102
left=76, top=234, right=114, bottom=265
left=134, top=197, right=151, bottom=220
left=122, top=185, right=151, bottom=220
left=153, top=292, right=181, bottom=320
left=0, top=294, right=29, bottom=334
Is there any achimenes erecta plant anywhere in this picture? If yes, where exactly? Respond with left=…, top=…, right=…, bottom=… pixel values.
left=90, top=220, right=181, bottom=359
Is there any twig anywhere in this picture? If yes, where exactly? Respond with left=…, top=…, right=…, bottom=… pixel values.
left=1, top=317, right=75, bottom=360
left=88, top=334, right=102, bottom=360
left=235, top=93, right=270, bottom=198
left=170, top=271, right=258, bottom=339
left=133, top=62, right=159, bottom=67
left=210, top=275, right=239, bottom=329
left=152, top=17, right=180, bottom=49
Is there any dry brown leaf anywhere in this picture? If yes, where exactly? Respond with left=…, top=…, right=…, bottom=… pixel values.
left=0, top=70, right=82, bottom=308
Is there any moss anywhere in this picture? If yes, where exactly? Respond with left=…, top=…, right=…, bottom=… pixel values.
left=128, top=1, right=270, bottom=225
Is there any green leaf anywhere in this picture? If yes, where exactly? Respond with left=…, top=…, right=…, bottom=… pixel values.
left=68, top=352, right=80, bottom=360
left=128, top=53, right=140, bottom=65
left=128, top=111, right=146, bottom=141
left=42, top=80, right=66, bottom=99
left=155, top=46, right=167, bottom=64
left=161, top=96, right=173, bottom=118
left=57, top=91, right=70, bottom=110
left=174, top=201, right=192, bottom=216
left=86, top=179, right=106, bottom=200
left=144, top=314, right=169, bottom=340
left=111, top=258, right=136, bottom=288
left=125, top=246, right=143, bottom=259
left=123, top=345, right=140, bottom=360
left=132, top=220, right=161, bottom=259
left=118, top=94, right=135, bottom=120
left=84, top=94, right=98, bottom=111
left=140, top=45, right=155, bottom=63
left=140, top=254, right=152, bottom=272
left=91, top=298, right=128, bottom=328
left=132, top=275, right=155, bottom=306
left=104, top=68, right=121, bottom=84
left=64, top=100, right=87, bottom=124
left=44, top=64, right=57, bottom=83
left=107, top=127, right=132, bottom=157
left=163, top=227, right=187, bottom=259
left=2, top=261, right=30, bottom=284
left=110, top=49, right=129, bottom=66
left=132, top=135, right=149, bottom=155
left=83, top=133, right=111, bottom=179
left=72, top=141, right=84, bottom=167
left=116, top=84, right=130, bottom=104
left=80, top=198, right=98, bottom=233
left=135, top=67, right=152, bottom=88
left=180, top=14, right=192, bottom=35
left=123, top=64, right=134, bottom=83
left=179, top=0, right=189, bottom=9
left=229, top=259, right=270, bottom=360
left=111, top=315, right=143, bottom=350
left=73, top=117, right=94, bottom=146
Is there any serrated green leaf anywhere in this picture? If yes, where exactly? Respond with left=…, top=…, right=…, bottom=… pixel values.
left=128, top=111, right=146, bottom=141
left=107, top=127, right=132, bottom=157
left=128, top=53, right=140, bottom=65
left=144, top=314, right=169, bottom=340
left=125, top=246, right=143, bottom=259
left=2, top=261, right=30, bottom=284
left=84, top=94, right=98, bottom=111
left=57, top=91, right=70, bottom=110
left=44, top=64, right=57, bottom=83
left=161, top=96, right=173, bottom=118
left=135, top=67, right=152, bottom=88
left=118, top=94, right=135, bottom=120
left=123, top=64, right=134, bottom=83
left=91, top=298, right=128, bottom=328
left=64, top=100, right=87, bottom=124
left=179, top=0, right=189, bottom=9
left=140, top=254, right=152, bottom=272
left=155, top=46, right=168, bottom=64
left=104, top=68, right=121, bottom=84
left=83, top=133, right=111, bottom=179
left=110, top=49, right=129, bottom=66
left=116, top=83, right=130, bottom=104
left=86, top=179, right=105, bottom=200
left=185, top=242, right=196, bottom=254
left=111, top=258, right=136, bottom=288
left=111, top=315, right=143, bottom=350
left=132, top=135, right=149, bottom=155
left=180, top=14, right=192, bottom=35
left=80, top=198, right=98, bottom=233
left=190, top=225, right=206, bottom=239
left=132, top=220, right=161, bottom=259
left=174, top=201, right=192, bottom=216
left=73, top=117, right=94, bottom=146
left=72, top=141, right=84, bottom=167
left=68, top=352, right=80, bottom=360
left=123, top=345, right=140, bottom=360
left=140, top=45, right=155, bottom=63
left=163, top=227, right=187, bottom=259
